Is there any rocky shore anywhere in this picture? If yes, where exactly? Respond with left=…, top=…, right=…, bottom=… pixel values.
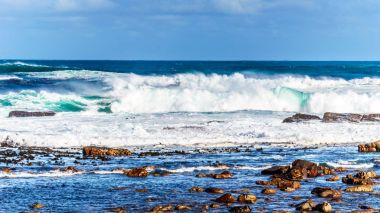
left=0, top=141, right=379, bottom=212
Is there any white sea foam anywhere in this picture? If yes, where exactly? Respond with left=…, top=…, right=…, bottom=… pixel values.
left=326, top=161, right=374, bottom=169
left=0, top=170, right=83, bottom=178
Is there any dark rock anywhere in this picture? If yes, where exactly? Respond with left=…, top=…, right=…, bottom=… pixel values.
left=361, top=114, right=380, bottom=122
left=196, top=170, right=232, bottom=179
left=205, top=187, right=224, bottom=194
left=229, top=206, right=251, bottom=213
left=314, top=202, right=332, bottom=212
left=62, top=166, right=80, bottom=173
left=189, top=186, right=204, bottom=192
left=83, top=146, right=132, bottom=156
left=261, top=165, right=290, bottom=175
left=311, top=187, right=341, bottom=198
left=215, top=193, right=235, bottom=203
left=323, top=112, right=362, bottom=123
left=261, top=188, right=277, bottom=195
left=9, top=111, right=56, bottom=117
left=283, top=113, right=321, bottom=123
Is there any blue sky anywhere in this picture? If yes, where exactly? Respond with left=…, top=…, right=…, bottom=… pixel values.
left=0, top=0, right=380, bottom=60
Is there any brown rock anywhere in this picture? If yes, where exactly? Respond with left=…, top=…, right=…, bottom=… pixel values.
left=62, top=166, right=79, bottom=173
left=326, top=176, right=340, bottom=181
left=209, top=203, right=220, bottom=208
left=9, top=111, right=55, bottom=117
left=311, top=187, right=341, bottom=198
left=361, top=114, right=380, bottom=122
left=237, top=194, right=257, bottom=204
left=205, top=187, right=224, bottom=194
left=31, top=203, right=44, bottom=209
left=358, top=141, right=380, bottom=152
left=229, top=206, right=251, bottom=213
left=213, top=171, right=233, bottom=179
left=261, top=188, right=277, bottom=195
left=323, top=112, right=362, bottom=123
left=175, top=204, right=191, bottom=211
left=295, top=200, right=316, bottom=211
left=83, top=146, right=132, bottom=156
left=189, top=186, right=204, bottom=192
left=1, top=167, right=12, bottom=174
left=151, top=205, right=174, bottom=212
left=124, top=168, right=149, bottom=177
left=215, top=193, right=235, bottom=203
left=283, top=113, right=321, bottom=123
left=106, top=207, right=127, bottom=213
left=345, top=185, right=373, bottom=192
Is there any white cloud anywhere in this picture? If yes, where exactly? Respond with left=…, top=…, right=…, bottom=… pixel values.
left=55, top=0, right=114, bottom=11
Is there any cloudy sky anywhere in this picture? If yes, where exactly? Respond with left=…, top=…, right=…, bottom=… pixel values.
left=0, top=0, right=380, bottom=60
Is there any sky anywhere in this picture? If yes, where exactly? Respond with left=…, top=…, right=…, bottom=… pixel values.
left=0, top=0, right=380, bottom=60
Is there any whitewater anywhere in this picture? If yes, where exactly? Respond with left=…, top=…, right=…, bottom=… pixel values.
left=0, top=60, right=379, bottom=147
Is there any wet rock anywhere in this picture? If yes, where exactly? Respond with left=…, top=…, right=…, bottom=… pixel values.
left=151, top=169, right=172, bottom=177
left=106, top=207, right=127, bottom=213
left=283, top=113, right=321, bottom=123
left=276, top=179, right=301, bottom=191
left=209, top=203, right=220, bottom=208
left=175, top=204, right=192, bottom=211
left=315, top=202, right=332, bottom=212
left=135, top=188, right=148, bottom=193
left=342, top=171, right=376, bottom=185
left=311, top=187, right=341, bottom=198
left=358, top=141, right=380, bottom=152
left=205, top=187, right=224, bottom=194
left=31, top=203, right=44, bottom=209
left=215, top=193, right=235, bottom=203
left=237, top=194, right=257, bottom=204
left=1, top=167, right=13, bottom=174
left=62, top=166, right=80, bottom=173
left=196, top=170, right=232, bottom=179
left=229, top=206, right=251, bottom=213
left=124, top=168, right=149, bottom=178
left=326, top=176, right=340, bottom=181
left=261, top=188, right=277, bottom=195
left=345, top=185, right=373, bottom=192
left=189, top=186, right=204, bottom=192
left=323, top=112, right=363, bottom=123
left=9, top=111, right=56, bottom=117
left=83, top=146, right=132, bottom=156
left=295, top=200, right=316, bottom=211
left=151, top=205, right=174, bottom=212
left=261, top=165, right=290, bottom=175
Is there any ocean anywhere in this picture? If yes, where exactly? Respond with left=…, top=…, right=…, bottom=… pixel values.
left=0, top=60, right=379, bottom=212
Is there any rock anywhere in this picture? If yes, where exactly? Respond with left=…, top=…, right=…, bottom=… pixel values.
left=323, top=112, right=362, bottom=123
left=276, top=179, right=301, bottom=191
left=83, top=146, right=132, bottom=156
left=9, top=111, right=55, bottom=117
left=151, top=205, right=174, bottom=212
left=175, top=204, right=191, bottom=211
left=361, top=114, right=380, bottom=122
left=31, top=203, right=44, bottom=209
left=106, top=207, right=127, bottom=213
left=205, top=187, right=224, bottom=194
left=261, top=188, right=277, bottom=195
left=215, top=193, right=235, bottom=203
left=315, top=202, right=332, bottom=212
left=1, top=167, right=12, bottom=174
left=209, top=203, right=220, bottom=208
left=345, top=185, right=373, bottom=192
left=229, top=206, right=251, bottom=213
left=62, top=166, right=80, bottom=173
left=326, top=176, right=340, bottom=181
left=295, top=200, right=316, bottom=211
left=358, top=141, right=380, bottom=152
left=135, top=188, right=148, bottom=193
left=283, top=113, right=321, bottom=123
left=213, top=171, right=233, bottom=179
left=237, top=194, right=257, bottom=204
left=261, top=166, right=290, bottom=175
left=150, top=169, right=172, bottom=177
left=342, top=171, right=375, bottom=185
left=189, top=186, right=204, bottom=192
left=124, top=168, right=149, bottom=177
left=311, top=187, right=341, bottom=198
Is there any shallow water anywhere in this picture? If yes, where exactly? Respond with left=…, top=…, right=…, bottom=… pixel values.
left=0, top=145, right=379, bottom=212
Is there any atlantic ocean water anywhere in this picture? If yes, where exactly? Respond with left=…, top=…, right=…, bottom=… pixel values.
left=0, top=60, right=379, bottom=212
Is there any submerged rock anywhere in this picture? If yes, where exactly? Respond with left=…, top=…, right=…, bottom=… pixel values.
left=9, top=111, right=56, bottom=117
left=283, top=113, right=321, bottom=123
left=229, top=206, right=251, bottom=213
left=31, top=203, right=44, bottom=209
left=82, top=146, right=132, bottom=156
left=205, top=187, right=224, bottom=194
left=189, top=186, right=204, bottom=192
left=323, top=112, right=362, bottom=123
left=62, top=166, right=80, bottom=173
left=358, top=141, right=380, bottom=152
left=261, top=188, right=277, bottom=195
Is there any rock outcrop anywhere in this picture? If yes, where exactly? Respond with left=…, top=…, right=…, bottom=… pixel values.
left=83, top=146, right=132, bottom=156
left=283, top=113, right=321, bottom=123
left=358, top=141, right=380, bottom=152
left=9, top=111, right=56, bottom=117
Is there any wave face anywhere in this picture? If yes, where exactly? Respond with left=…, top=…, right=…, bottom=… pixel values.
left=0, top=60, right=380, bottom=114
